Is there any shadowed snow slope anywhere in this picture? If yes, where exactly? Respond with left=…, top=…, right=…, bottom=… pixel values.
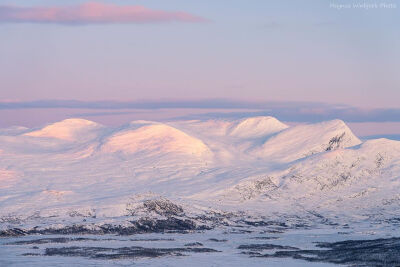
left=100, top=121, right=211, bottom=157
left=229, top=116, right=288, bottom=138
left=24, top=118, right=104, bottom=141
left=254, top=119, right=362, bottom=162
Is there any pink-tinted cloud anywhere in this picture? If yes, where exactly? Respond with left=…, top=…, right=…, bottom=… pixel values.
left=0, top=2, right=206, bottom=24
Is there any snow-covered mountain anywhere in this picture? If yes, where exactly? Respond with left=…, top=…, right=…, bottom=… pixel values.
left=253, top=119, right=362, bottom=162
left=24, top=118, right=104, bottom=142
left=0, top=116, right=399, bottom=232
left=99, top=121, right=211, bottom=158
left=228, top=116, right=288, bottom=138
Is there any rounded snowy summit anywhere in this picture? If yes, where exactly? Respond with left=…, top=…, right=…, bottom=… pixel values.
left=229, top=116, right=288, bottom=138
left=23, top=118, right=103, bottom=141
left=100, top=122, right=211, bottom=157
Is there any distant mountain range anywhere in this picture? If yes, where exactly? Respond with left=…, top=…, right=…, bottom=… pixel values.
left=1, top=116, right=399, bottom=233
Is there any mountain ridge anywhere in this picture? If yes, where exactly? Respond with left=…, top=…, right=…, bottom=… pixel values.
left=0, top=116, right=399, bottom=230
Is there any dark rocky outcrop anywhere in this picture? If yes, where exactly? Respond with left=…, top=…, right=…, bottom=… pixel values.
left=244, top=237, right=400, bottom=267
left=44, top=245, right=220, bottom=259
left=184, top=242, right=203, bottom=247
left=238, top=243, right=298, bottom=251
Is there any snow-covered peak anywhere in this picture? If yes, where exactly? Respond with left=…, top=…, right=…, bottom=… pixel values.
left=229, top=116, right=288, bottom=138
left=357, top=138, right=400, bottom=157
left=23, top=118, right=103, bottom=141
left=100, top=122, right=211, bottom=158
left=254, top=119, right=361, bottom=162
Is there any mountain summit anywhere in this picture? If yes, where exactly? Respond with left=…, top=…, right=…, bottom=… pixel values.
left=24, top=118, right=103, bottom=141
left=229, top=116, right=288, bottom=138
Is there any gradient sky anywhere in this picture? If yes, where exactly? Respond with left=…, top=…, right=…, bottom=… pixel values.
left=0, top=0, right=399, bottom=108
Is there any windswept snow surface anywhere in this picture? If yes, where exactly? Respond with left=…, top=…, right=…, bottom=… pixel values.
left=0, top=116, right=399, bottom=236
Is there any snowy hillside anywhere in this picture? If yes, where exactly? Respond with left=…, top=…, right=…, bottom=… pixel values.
left=0, top=116, right=399, bottom=233
left=253, top=119, right=362, bottom=162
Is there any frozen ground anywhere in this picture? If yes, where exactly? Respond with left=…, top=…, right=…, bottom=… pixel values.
left=1, top=224, right=399, bottom=266
left=1, top=116, right=400, bottom=265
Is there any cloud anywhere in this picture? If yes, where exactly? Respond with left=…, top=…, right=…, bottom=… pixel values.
left=177, top=107, right=400, bottom=123
left=0, top=99, right=328, bottom=111
left=1, top=99, right=400, bottom=123
left=0, top=2, right=206, bottom=25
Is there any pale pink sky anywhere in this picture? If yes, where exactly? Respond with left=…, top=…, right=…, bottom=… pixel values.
left=0, top=0, right=399, bottom=108
left=0, top=1, right=399, bottom=138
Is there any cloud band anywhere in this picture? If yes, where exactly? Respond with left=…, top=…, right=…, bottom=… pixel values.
left=1, top=99, right=400, bottom=123
left=0, top=2, right=206, bottom=24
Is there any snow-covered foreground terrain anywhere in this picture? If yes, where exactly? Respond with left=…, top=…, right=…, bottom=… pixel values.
left=2, top=225, right=399, bottom=267
left=1, top=116, right=400, bottom=266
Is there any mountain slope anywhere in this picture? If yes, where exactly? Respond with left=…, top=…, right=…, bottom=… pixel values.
left=254, top=119, right=362, bottom=162
left=214, top=138, right=400, bottom=220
